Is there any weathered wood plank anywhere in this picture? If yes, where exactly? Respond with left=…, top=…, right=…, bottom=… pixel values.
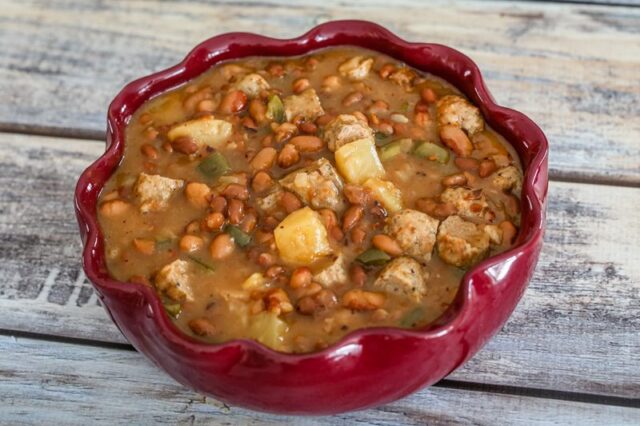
left=0, top=0, right=639, bottom=183
left=1, top=335, right=637, bottom=425
left=0, top=132, right=638, bottom=398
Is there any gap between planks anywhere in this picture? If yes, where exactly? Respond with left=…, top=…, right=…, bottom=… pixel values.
left=0, top=327, right=638, bottom=410
left=0, top=125, right=638, bottom=188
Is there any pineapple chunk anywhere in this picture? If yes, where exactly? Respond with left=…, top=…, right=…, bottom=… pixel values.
left=334, top=137, right=385, bottom=184
left=249, top=312, right=289, bottom=351
left=363, top=178, right=403, bottom=213
left=241, top=272, right=268, bottom=291
left=167, top=115, right=232, bottom=148
left=274, top=207, right=333, bottom=265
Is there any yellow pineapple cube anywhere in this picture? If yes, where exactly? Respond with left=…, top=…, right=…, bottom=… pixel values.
left=249, top=312, right=289, bottom=351
left=274, top=207, right=333, bottom=265
left=167, top=115, right=232, bottom=148
left=363, top=178, right=403, bottom=213
left=334, top=137, right=385, bottom=184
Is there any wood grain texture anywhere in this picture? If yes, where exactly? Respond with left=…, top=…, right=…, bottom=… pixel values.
left=1, top=334, right=638, bottom=425
left=0, top=132, right=638, bottom=399
left=0, top=0, right=639, bottom=184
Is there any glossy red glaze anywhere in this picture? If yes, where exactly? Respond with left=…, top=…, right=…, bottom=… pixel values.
left=75, top=20, right=548, bottom=414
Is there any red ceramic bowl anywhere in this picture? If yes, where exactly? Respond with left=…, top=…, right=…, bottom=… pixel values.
left=75, top=20, right=548, bottom=414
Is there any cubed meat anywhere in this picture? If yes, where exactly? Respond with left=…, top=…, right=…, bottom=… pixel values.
left=373, top=256, right=428, bottom=302
left=338, top=56, right=374, bottom=81
left=436, top=215, right=491, bottom=268
left=323, top=114, right=374, bottom=152
left=436, top=95, right=484, bottom=136
left=492, top=165, right=523, bottom=197
left=167, top=115, right=233, bottom=148
left=440, top=187, right=491, bottom=222
left=154, top=259, right=193, bottom=302
left=313, top=254, right=349, bottom=287
left=385, top=209, right=439, bottom=263
left=279, top=158, right=345, bottom=212
left=134, top=173, right=184, bottom=213
left=283, top=88, right=324, bottom=121
left=234, top=73, right=270, bottom=98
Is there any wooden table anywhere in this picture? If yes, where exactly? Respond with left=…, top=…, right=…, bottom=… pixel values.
left=1, top=0, right=638, bottom=423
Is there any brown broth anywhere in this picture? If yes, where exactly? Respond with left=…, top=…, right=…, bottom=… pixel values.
left=98, top=47, right=522, bottom=353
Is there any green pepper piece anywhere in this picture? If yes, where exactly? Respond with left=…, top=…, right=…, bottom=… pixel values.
left=188, top=255, right=216, bottom=271
left=164, top=302, right=182, bottom=318
left=226, top=225, right=252, bottom=248
left=197, top=152, right=230, bottom=180
left=400, top=307, right=425, bottom=328
left=374, top=131, right=393, bottom=147
left=379, top=138, right=414, bottom=162
left=266, top=95, right=285, bottom=123
left=413, top=141, right=450, bottom=164
left=356, top=248, right=391, bottom=266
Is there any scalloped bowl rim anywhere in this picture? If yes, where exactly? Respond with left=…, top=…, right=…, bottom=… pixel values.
left=75, top=20, right=548, bottom=360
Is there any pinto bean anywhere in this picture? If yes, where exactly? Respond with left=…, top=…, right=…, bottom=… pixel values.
left=249, top=99, right=267, bottom=123
left=221, top=183, right=249, bottom=201
left=299, top=121, right=318, bottom=134
left=280, top=191, right=302, bottom=214
left=289, top=135, right=324, bottom=152
left=188, top=318, right=217, bottom=337
left=342, top=205, right=364, bottom=233
left=371, top=234, right=403, bottom=256
left=322, top=75, right=340, bottom=92
left=315, top=114, right=334, bottom=126
left=99, top=199, right=130, bottom=217
left=250, top=147, right=277, bottom=171
left=349, top=263, right=367, bottom=287
left=342, top=91, right=363, bottom=107
left=185, top=182, right=212, bottom=208
left=132, top=238, right=155, bottom=255
left=204, top=212, right=225, bottom=231
left=141, top=143, right=159, bottom=160
left=278, top=144, right=300, bottom=168
left=179, top=235, right=204, bottom=253
left=257, top=252, right=276, bottom=268
left=440, top=125, right=473, bottom=157
left=251, top=171, right=274, bottom=194
left=479, top=159, right=498, bottom=178
left=342, top=289, right=385, bottom=311
left=240, top=210, right=257, bottom=233
left=185, top=220, right=200, bottom=234
left=441, top=173, right=468, bottom=188
left=290, top=267, right=312, bottom=289
left=500, top=220, right=518, bottom=245
left=420, top=87, right=438, bottom=103
left=379, top=64, right=395, bottom=79
left=227, top=199, right=245, bottom=224
left=343, top=184, right=369, bottom=205
left=171, top=136, right=198, bottom=155
left=329, top=225, right=345, bottom=242
left=350, top=225, right=367, bottom=245
left=210, top=196, right=227, bottom=214
left=218, top=90, right=247, bottom=115
left=265, top=265, right=285, bottom=278
left=210, top=234, right=235, bottom=259
left=292, top=78, right=310, bottom=94
left=319, top=209, right=338, bottom=229
left=454, top=157, right=480, bottom=172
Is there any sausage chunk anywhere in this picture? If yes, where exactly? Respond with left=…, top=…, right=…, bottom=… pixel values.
left=234, top=73, right=270, bottom=98
left=492, top=165, right=523, bottom=197
left=279, top=158, right=345, bottom=212
left=373, top=256, right=428, bottom=302
left=313, top=254, right=349, bottom=287
left=283, top=88, right=325, bottom=122
left=440, top=187, right=491, bottom=222
left=436, top=95, right=484, bottom=136
left=323, top=114, right=374, bottom=152
left=154, top=259, right=193, bottom=302
left=385, top=209, right=439, bottom=263
left=436, top=215, right=492, bottom=268
left=134, top=173, right=184, bottom=213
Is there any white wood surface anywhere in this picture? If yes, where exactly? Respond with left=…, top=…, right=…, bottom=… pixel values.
left=0, top=0, right=639, bottom=423
left=0, top=0, right=639, bottom=184
left=0, top=132, right=638, bottom=400
left=1, top=335, right=638, bottom=425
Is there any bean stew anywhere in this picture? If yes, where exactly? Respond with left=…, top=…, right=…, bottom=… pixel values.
left=98, top=47, right=523, bottom=353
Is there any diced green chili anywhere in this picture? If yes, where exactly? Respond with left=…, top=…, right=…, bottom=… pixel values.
left=400, top=307, right=425, bottom=328
left=266, top=95, right=285, bottom=123
left=356, top=248, right=391, bottom=266
left=225, top=225, right=252, bottom=248
left=413, top=141, right=450, bottom=164
left=197, top=152, right=230, bottom=180
left=164, top=302, right=182, bottom=318
left=379, top=138, right=414, bottom=162
left=188, top=255, right=216, bottom=271
left=374, top=131, right=393, bottom=147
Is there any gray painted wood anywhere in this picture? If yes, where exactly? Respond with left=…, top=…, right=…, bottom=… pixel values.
left=0, top=132, right=638, bottom=399
left=0, top=0, right=639, bottom=184
left=1, top=334, right=638, bottom=425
